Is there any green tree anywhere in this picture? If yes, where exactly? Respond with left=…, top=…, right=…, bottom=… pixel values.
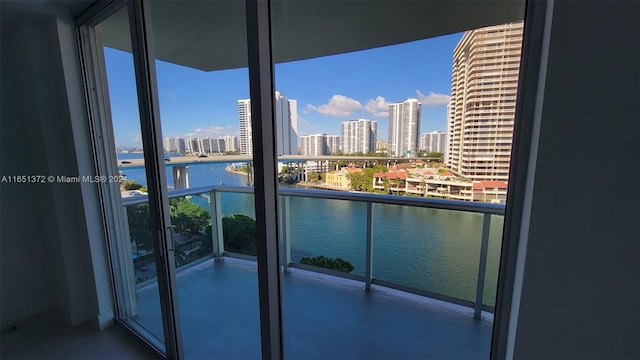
left=300, top=255, right=354, bottom=273
left=169, top=198, right=210, bottom=236
left=390, top=177, right=405, bottom=195
left=127, top=198, right=211, bottom=261
left=122, top=180, right=143, bottom=191
left=307, top=172, right=322, bottom=182
left=382, top=177, right=390, bottom=193
left=127, top=203, right=153, bottom=252
left=348, top=171, right=372, bottom=192
left=222, top=214, right=256, bottom=256
left=348, top=165, right=388, bottom=192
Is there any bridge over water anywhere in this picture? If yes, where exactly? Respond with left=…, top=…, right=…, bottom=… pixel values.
left=117, top=155, right=442, bottom=188
left=117, top=155, right=442, bottom=169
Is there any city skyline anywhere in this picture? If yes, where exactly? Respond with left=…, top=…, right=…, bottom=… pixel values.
left=105, top=32, right=461, bottom=148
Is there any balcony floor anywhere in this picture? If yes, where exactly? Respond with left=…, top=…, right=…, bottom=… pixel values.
left=134, top=258, right=493, bottom=359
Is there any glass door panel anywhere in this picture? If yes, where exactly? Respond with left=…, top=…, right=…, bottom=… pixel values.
left=271, top=1, right=524, bottom=358
left=93, top=5, right=167, bottom=350
left=147, top=1, right=261, bottom=358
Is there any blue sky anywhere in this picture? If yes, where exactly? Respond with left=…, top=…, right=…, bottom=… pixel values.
left=106, top=32, right=463, bottom=148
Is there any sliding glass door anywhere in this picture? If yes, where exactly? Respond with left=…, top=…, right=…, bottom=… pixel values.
left=80, top=4, right=178, bottom=354
left=145, top=1, right=264, bottom=359
left=76, top=0, right=534, bottom=359
left=79, top=1, right=268, bottom=358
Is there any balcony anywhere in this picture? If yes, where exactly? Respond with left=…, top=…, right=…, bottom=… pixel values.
left=121, top=185, right=505, bottom=359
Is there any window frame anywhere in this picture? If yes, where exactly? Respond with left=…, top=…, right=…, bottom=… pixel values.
left=73, top=0, right=548, bottom=358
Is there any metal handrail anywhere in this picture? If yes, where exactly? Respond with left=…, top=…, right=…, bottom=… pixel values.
left=122, top=184, right=505, bottom=215
left=122, top=184, right=503, bottom=317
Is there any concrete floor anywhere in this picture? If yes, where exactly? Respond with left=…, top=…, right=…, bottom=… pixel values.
left=0, top=311, right=154, bottom=359
left=133, top=258, right=493, bottom=359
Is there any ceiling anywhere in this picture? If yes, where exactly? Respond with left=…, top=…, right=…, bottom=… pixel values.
left=99, top=0, right=525, bottom=72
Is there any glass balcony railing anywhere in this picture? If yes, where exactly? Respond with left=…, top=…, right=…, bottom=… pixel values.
left=121, top=185, right=504, bottom=315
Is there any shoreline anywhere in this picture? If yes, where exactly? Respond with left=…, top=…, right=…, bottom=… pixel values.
left=296, top=181, right=350, bottom=192
left=225, top=166, right=248, bottom=177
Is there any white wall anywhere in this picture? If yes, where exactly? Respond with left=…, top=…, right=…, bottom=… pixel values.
left=0, top=9, right=55, bottom=326
left=511, top=1, right=639, bottom=357
left=0, top=2, right=113, bottom=329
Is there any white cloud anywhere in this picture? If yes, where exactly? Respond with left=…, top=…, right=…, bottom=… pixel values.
left=307, top=95, right=362, bottom=117
left=364, top=96, right=389, bottom=112
left=364, top=96, right=391, bottom=117
left=296, top=116, right=316, bottom=133
left=416, top=90, right=451, bottom=107
left=182, top=126, right=236, bottom=139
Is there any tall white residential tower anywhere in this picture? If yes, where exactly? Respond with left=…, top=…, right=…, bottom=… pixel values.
left=238, top=99, right=252, bottom=155
left=238, top=92, right=298, bottom=155
left=340, top=119, right=377, bottom=154
left=446, top=22, right=523, bottom=181
left=388, top=98, right=421, bottom=157
left=420, top=131, right=446, bottom=154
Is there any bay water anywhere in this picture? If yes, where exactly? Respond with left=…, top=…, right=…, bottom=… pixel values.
left=118, top=153, right=502, bottom=306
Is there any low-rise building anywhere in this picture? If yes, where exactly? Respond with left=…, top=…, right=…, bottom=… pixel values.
left=421, top=176, right=474, bottom=201
left=325, top=167, right=362, bottom=189
left=373, top=168, right=508, bottom=203
left=472, top=181, right=509, bottom=204
left=373, top=170, right=408, bottom=193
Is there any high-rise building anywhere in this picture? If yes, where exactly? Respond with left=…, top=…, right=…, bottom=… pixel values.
left=420, top=131, right=446, bottom=154
left=238, top=99, right=252, bottom=155
left=326, top=135, right=340, bottom=154
left=388, top=98, right=421, bottom=157
left=300, top=134, right=321, bottom=156
left=300, top=134, right=339, bottom=156
left=188, top=138, right=199, bottom=154
left=210, top=138, right=225, bottom=153
left=446, top=22, right=523, bottom=181
left=444, top=103, right=451, bottom=164
left=289, top=99, right=298, bottom=154
left=198, top=138, right=211, bottom=154
left=274, top=91, right=297, bottom=155
left=223, top=135, right=237, bottom=152
left=163, top=137, right=175, bottom=152
left=176, top=138, right=187, bottom=154
left=376, top=140, right=389, bottom=152
left=238, top=92, right=297, bottom=156
left=341, top=119, right=377, bottom=155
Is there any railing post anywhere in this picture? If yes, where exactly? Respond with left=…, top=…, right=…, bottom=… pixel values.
left=475, top=213, right=492, bottom=319
left=280, top=195, right=291, bottom=272
left=121, top=206, right=138, bottom=316
left=365, top=202, right=374, bottom=291
left=209, top=189, right=225, bottom=262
